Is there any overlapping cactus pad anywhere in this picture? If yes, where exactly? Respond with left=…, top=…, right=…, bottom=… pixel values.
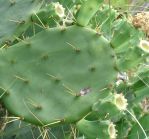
left=0, top=25, right=117, bottom=125
left=0, top=0, right=43, bottom=46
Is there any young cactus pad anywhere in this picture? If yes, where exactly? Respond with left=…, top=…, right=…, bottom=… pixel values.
left=76, top=119, right=117, bottom=139
left=0, top=25, right=117, bottom=126
left=76, top=0, right=104, bottom=26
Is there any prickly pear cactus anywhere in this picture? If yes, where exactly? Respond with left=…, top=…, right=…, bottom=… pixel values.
left=0, top=24, right=117, bottom=125
left=0, top=0, right=149, bottom=138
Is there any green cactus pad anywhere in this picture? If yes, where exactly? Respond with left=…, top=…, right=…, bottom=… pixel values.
left=0, top=25, right=117, bottom=126
left=0, top=120, right=40, bottom=139
left=110, top=19, right=145, bottom=71
left=92, top=99, right=123, bottom=122
left=116, top=118, right=131, bottom=139
left=76, top=0, right=104, bottom=26
left=130, top=66, right=149, bottom=103
left=0, top=0, right=43, bottom=46
left=0, top=119, right=71, bottom=139
left=76, top=119, right=114, bottom=139
left=91, top=4, right=118, bottom=38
